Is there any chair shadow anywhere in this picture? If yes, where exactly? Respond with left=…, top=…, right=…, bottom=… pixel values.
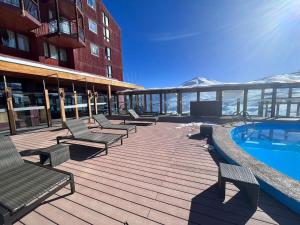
left=68, top=144, right=108, bottom=161
left=188, top=133, right=207, bottom=140
left=188, top=183, right=256, bottom=225
left=123, top=122, right=153, bottom=126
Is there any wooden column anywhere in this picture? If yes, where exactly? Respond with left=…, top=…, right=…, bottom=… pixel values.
left=87, top=90, right=93, bottom=121
left=43, top=89, right=52, bottom=127
left=271, top=88, right=277, bottom=117
left=73, top=91, right=79, bottom=119
left=58, top=88, right=66, bottom=128
left=93, top=92, right=98, bottom=115
left=243, top=89, right=248, bottom=117
left=177, top=92, right=182, bottom=115
left=107, top=85, right=112, bottom=116
left=5, top=88, right=16, bottom=135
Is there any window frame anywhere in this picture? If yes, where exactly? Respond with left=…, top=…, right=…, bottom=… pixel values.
left=87, top=0, right=96, bottom=10
left=90, top=42, right=99, bottom=57
left=88, top=18, right=98, bottom=34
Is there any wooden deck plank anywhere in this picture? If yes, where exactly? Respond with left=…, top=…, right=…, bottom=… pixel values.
left=8, top=122, right=300, bottom=225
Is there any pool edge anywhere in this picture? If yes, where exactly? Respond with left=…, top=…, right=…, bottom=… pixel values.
left=212, top=124, right=300, bottom=215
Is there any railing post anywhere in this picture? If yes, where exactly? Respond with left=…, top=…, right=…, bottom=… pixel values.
left=150, top=94, right=153, bottom=112
left=271, top=88, right=277, bottom=117
left=93, top=92, right=98, bottom=115
left=107, top=85, right=112, bottom=116
left=243, top=89, right=248, bottom=117
left=5, top=88, right=16, bottom=135
left=164, top=93, right=167, bottom=114
left=197, top=91, right=200, bottom=102
left=236, top=98, right=241, bottom=114
left=20, top=0, right=25, bottom=16
left=87, top=90, right=92, bottom=122
left=258, top=89, right=265, bottom=117
left=43, top=88, right=52, bottom=127
left=58, top=88, right=66, bottom=128
left=73, top=90, right=79, bottom=119
left=144, top=94, right=147, bottom=112
left=297, top=103, right=300, bottom=117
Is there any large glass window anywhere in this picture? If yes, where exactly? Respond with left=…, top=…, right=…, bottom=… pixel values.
left=152, top=94, right=160, bottom=113
left=200, top=91, right=216, bottom=101
left=90, top=43, right=99, bottom=57
left=2, top=30, right=16, bottom=48
left=88, top=19, right=97, bottom=34
left=17, top=34, right=29, bottom=52
left=105, top=47, right=111, bottom=60
left=247, top=89, right=262, bottom=116
left=43, top=42, right=49, bottom=57
left=106, top=65, right=112, bottom=78
left=146, top=94, right=151, bottom=112
left=102, top=12, right=109, bottom=27
left=166, top=93, right=178, bottom=115
left=49, top=44, right=58, bottom=59
left=87, top=0, right=96, bottom=10
left=222, top=90, right=244, bottom=115
left=103, top=27, right=110, bottom=42
left=182, top=92, right=197, bottom=115
left=59, top=48, right=67, bottom=62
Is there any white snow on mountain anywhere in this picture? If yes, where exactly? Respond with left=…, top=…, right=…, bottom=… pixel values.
left=180, top=77, right=223, bottom=87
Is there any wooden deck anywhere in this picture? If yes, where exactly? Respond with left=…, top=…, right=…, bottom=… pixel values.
left=10, top=121, right=300, bottom=225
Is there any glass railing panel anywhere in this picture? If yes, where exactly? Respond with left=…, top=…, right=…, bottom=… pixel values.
left=222, top=90, right=244, bottom=116
left=12, top=92, right=47, bottom=129
left=166, top=93, right=177, bottom=115
left=199, top=91, right=216, bottom=101
left=151, top=94, right=160, bottom=113
left=182, top=92, right=197, bottom=115
left=247, top=89, right=262, bottom=116
left=24, top=0, right=39, bottom=20
left=0, top=0, right=20, bottom=7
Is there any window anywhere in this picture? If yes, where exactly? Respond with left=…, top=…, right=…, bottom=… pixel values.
left=105, top=47, right=111, bottom=60
left=87, top=0, right=95, bottom=10
left=43, top=42, right=49, bottom=57
left=102, top=12, right=109, bottom=27
left=59, top=48, right=67, bottom=62
left=103, top=27, right=110, bottom=41
left=49, top=44, right=58, bottom=59
left=2, top=30, right=16, bottom=48
left=90, top=43, right=99, bottom=57
left=88, top=19, right=97, bottom=34
left=106, top=65, right=112, bottom=78
left=17, top=34, right=29, bottom=52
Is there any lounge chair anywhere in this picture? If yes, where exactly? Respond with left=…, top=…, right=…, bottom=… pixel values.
left=126, top=109, right=158, bottom=125
left=93, top=114, right=137, bottom=138
left=57, top=119, right=124, bottom=155
left=0, top=136, right=75, bottom=225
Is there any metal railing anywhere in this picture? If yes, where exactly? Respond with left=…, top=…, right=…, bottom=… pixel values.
left=0, top=0, right=39, bottom=20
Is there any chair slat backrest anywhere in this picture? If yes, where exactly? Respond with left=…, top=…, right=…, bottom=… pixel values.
left=0, top=136, right=24, bottom=171
left=93, top=114, right=111, bottom=127
left=128, top=109, right=140, bottom=119
left=65, top=119, right=90, bottom=138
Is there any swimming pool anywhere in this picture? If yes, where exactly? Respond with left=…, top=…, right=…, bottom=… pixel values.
left=231, top=122, right=300, bottom=182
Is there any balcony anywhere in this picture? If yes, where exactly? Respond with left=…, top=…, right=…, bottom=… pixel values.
left=0, top=0, right=41, bottom=32
left=35, top=18, right=85, bottom=48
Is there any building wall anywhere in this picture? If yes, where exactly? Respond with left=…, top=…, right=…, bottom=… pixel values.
left=0, top=0, right=123, bottom=81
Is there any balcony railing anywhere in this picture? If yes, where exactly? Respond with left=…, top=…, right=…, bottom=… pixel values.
left=48, top=18, right=85, bottom=42
left=0, top=0, right=39, bottom=20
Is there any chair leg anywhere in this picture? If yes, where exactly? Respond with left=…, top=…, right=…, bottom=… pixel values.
left=218, top=170, right=226, bottom=202
left=56, top=137, right=60, bottom=144
left=127, top=130, right=129, bottom=138
left=121, top=138, right=123, bottom=145
left=70, top=175, right=75, bottom=194
left=135, top=126, right=137, bottom=133
left=105, top=144, right=108, bottom=155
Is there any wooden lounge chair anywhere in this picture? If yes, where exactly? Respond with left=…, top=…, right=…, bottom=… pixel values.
left=0, top=136, right=75, bottom=225
left=126, top=109, right=158, bottom=125
left=93, top=114, right=137, bottom=138
left=57, top=119, right=124, bottom=155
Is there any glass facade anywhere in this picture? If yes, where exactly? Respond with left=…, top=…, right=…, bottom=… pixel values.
left=222, top=90, right=244, bottom=115
left=166, top=93, right=177, bottom=115
left=182, top=92, right=197, bottom=115
left=152, top=94, right=160, bottom=113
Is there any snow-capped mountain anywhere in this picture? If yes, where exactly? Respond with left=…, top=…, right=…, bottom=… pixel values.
left=181, top=73, right=300, bottom=87
left=248, top=73, right=300, bottom=84
left=180, top=77, right=223, bottom=87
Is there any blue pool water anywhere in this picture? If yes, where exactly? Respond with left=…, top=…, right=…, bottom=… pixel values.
left=231, top=122, right=300, bottom=182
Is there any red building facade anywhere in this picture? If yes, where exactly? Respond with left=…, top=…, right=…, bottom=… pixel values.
left=0, top=0, right=123, bottom=81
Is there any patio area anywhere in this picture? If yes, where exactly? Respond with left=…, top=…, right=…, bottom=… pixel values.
left=10, top=121, right=300, bottom=225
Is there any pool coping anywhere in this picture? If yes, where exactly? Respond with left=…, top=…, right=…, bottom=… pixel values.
left=212, top=123, right=300, bottom=215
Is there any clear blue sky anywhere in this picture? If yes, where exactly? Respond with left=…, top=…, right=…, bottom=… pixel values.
left=103, top=0, right=300, bottom=88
